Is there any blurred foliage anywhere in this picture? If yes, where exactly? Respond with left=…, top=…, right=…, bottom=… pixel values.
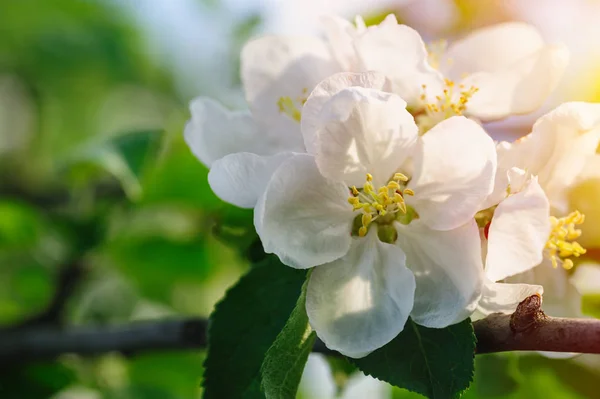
left=0, top=0, right=599, bottom=398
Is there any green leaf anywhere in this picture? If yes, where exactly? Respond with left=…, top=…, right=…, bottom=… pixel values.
left=260, top=280, right=316, bottom=398
left=203, top=256, right=307, bottom=399
left=354, top=318, right=476, bottom=399
left=64, top=130, right=163, bottom=200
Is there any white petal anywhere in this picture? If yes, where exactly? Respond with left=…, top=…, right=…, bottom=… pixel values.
left=477, top=280, right=543, bottom=316
left=444, top=22, right=545, bottom=78
left=299, top=354, right=337, bottom=399
left=304, top=83, right=418, bottom=187
left=480, top=141, right=528, bottom=210
left=396, top=220, right=484, bottom=328
left=340, top=372, right=391, bottom=399
left=302, top=71, right=391, bottom=155
left=570, top=263, right=600, bottom=296
left=208, top=152, right=294, bottom=208
left=531, top=102, right=600, bottom=206
left=184, top=98, right=263, bottom=167
left=306, top=231, right=416, bottom=358
left=408, top=116, right=497, bottom=231
left=503, top=102, right=600, bottom=209
left=485, top=177, right=550, bottom=282
left=241, top=36, right=339, bottom=151
left=320, top=15, right=360, bottom=71
left=259, top=154, right=353, bottom=269
left=353, top=21, right=444, bottom=104
left=461, top=44, right=569, bottom=121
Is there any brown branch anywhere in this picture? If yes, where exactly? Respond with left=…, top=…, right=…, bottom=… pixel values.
left=0, top=318, right=335, bottom=365
left=474, top=294, right=600, bottom=354
left=0, top=295, right=599, bottom=365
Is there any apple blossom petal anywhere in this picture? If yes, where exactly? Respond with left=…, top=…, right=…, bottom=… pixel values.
left=184, top=98, right=265, bottom=167
left=320, top=16, right=360, bottom=71
left=208, top=152, right=294, bottom=208
left=241, top=36, right=339, bottom=151
left=485, top=177, right=550, bottom=282
left=304, top=85, right=418, bottom=187
left=529, top=102, right=600, bottom=208
left=260, top=154, right=353, bottom=269
left=477, top=280, right=543, bottom=316
left=444, top=22, right=545, bottom=78
left=306, top=231, right=416, bottom=358
left=298, top=354, right=337, bottom=399
left=302, top=71, right=391, bottom=156
left=396, top=220, right=484, bottom=328
left=460, top=44, right=569, bottom=121
left=353, top=20, right=444, bottom=104
left=408, top=116, right=497, bottom=231
left=340, top=372, right=391, bottom=399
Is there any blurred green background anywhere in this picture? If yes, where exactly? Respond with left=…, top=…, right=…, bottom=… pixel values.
left=0, top=0, right=599, bottom=398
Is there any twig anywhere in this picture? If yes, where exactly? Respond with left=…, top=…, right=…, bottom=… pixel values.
left=474, top=294, right=600, bottom=354
left=0, top=295, right=599, bottom=365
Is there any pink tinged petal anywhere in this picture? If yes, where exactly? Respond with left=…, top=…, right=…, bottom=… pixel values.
left=184, top=98, right=263, bottom=167
left=304, top=85, right=418, bottom=187
left=477, top=280, right=543, bottom=317
left=259, top=154, right=354, bottom=269
left=208, top=152, right=295, bottom=208
left=353, top=21, right=444, bottom=104
left=444, top=22, right=545, bottom=78
left=408, top=116, right=497, bottom=231
left=306, top=231, right=416, bottom=358
left=485, top=178, right=550, bottom=282
left=241, top=36, right=339, bottom=151
left=396, top=220, right=484, bottom=328
left=302, top=71, right=391, bottom=155
left=461, top=44, right=569, bottom=121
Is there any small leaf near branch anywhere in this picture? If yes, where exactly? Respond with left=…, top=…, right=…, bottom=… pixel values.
left=354, top=318, right=476, bottom=399
left=202, top=256, right=307, bottom=399
left=260, top=278, right=316, bottom=398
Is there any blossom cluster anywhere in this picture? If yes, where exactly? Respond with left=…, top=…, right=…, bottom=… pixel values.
left=184, top=15, right=600, bottom=358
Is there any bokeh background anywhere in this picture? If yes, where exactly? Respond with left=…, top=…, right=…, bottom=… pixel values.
left=1, top=0, right=600, bottom=398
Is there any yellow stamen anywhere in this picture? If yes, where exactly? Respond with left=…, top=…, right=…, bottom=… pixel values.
left=546, top=211, right=586, bottom=270
left=277, top=89, right=308, bottom=123
left=416, top=79, right=478, bottom=134
left=348, top=172, right=413, bottom=236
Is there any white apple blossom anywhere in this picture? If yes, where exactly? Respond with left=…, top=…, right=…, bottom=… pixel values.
left=321, top=15, right=569, bottom=127
left=186, top=14, right=568, bottom=174
left=477, top=102, right=600, bottom=318
left=252, top=72, right=496, bottom=357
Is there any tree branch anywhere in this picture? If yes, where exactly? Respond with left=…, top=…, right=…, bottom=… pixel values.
left=474, top=294, right=600, bottom=354
left=0, top=295, right=599, bottom=365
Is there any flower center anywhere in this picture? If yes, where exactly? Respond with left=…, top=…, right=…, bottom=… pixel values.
left=347, top=172, right=414, bottom=237
left=416, top=79, right=478, bottom=134
left=545, top=211, right=587, bottom=270
left=277, top=88, right=308, bottom=123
